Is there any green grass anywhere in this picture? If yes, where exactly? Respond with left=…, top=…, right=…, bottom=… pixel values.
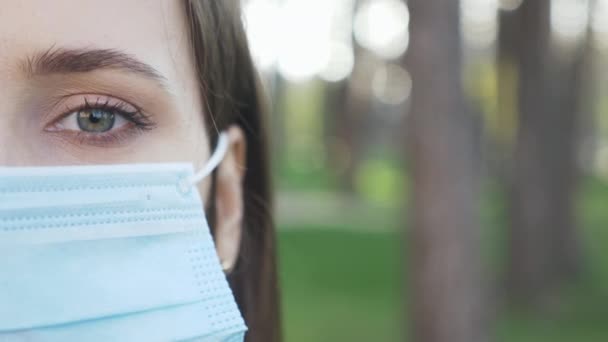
left=278, top=229, right=402, bottom=342
left=495, top=178, right=608, bottom=342
left=277, top=177, right=608, bottom=341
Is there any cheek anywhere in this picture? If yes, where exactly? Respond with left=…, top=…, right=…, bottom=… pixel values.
left=0, top=88, right=44, bottom=166
left=0, top=119, right=66, bottom=167
left=113, top=115, right=209, bottom=165
left=167, top=109, right=209, bottom=162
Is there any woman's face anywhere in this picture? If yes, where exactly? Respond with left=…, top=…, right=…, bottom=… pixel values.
left=0, top=0, right=208, bottom=165
left=0, top=0, right=245, bottom=269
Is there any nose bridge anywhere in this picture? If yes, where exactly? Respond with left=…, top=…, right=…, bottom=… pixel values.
left=0, top=74, right=10, bottom=164
left=0, top=119, right=19, bottom=166
left=0, top=79, right=47, bottom=167
left=0, top=81, right=23, bottom=166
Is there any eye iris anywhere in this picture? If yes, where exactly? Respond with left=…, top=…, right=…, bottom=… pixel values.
left=77, top=109, right=115, bottom=133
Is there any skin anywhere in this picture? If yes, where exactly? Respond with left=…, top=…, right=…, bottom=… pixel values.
left=0, top=0, right=245, bottom=270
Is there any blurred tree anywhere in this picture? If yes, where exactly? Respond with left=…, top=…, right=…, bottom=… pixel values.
left=326, top=45, right=372, bottom=193
left=407, top=0, right=486, bottom=341
left=269, top=71, right=287, bottom=171
left=324, top=38, right=375, bottom=193
left=507, top=0, right=589, bottom=305
left=323, top=81, right=349, bottom=185
left=496, top=6, right=522, bottom=178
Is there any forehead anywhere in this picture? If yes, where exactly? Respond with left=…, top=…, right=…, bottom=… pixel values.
left=0, top=0, right=193, bottom=90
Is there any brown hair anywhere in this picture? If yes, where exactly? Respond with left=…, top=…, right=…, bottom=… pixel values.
left=183, top=1, right=281, bottom=341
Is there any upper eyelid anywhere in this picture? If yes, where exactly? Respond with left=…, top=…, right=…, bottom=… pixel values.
left=62, top=93, right=142, bottom=110
left=23, top=70, right=176, bottom=129
left=81, top=97, right=138, bottom=114
left=54, top=94, right=143, bottom=119
left=62, top=101, right=137, bottom=120
left=25, top=72, right=172, bottom=132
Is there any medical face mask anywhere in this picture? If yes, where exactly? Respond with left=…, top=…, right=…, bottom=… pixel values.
left=0, top=133, right=247, bottom=342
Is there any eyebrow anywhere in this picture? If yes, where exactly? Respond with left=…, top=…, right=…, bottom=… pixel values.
left=21, top=46, right=169, bottom=88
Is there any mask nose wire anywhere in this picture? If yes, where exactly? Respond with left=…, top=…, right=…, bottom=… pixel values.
left=179, top=132, right=230, bottom=192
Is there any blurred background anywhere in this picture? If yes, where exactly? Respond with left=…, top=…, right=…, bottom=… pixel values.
left=241, top=0, right=608, bottom=341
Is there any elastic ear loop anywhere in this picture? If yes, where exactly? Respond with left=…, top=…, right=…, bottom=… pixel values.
left=178, top=132, right=229, bottom=193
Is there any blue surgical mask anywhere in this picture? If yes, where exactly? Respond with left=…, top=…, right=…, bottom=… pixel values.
left=0, top=133, right=247, bottom=341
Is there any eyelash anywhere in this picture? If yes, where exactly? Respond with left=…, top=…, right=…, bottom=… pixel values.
left=48, top=96, right=156, bottom=147
left=71, top=97, right=155, bottom=130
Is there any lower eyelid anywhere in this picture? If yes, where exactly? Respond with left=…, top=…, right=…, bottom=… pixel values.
left=45, top=123, right=144, bottom=148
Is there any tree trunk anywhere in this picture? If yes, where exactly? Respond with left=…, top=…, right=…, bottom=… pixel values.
left=406, top=0, right=485, bottom=341
left=508, top=0, right=586, bottom=304
left=269, top=71, right=286, bottom=171
left=495, top=7, right=522, bottom=179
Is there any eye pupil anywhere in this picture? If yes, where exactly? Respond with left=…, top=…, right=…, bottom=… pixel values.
left=89, top=110, right=102, bottom=123
left=77, top=109, right=115, bottom=133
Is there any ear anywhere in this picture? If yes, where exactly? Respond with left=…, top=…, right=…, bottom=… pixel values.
left=213, top=125, right=247, bottom=273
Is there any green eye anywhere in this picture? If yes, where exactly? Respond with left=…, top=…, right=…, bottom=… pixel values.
left=77, top=109, right=115, bottom=133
